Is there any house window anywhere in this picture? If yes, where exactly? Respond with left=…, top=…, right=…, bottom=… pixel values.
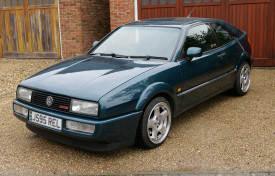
left=183, top=0, right=221, bottom=3
left=150, top=0, right=157, bottom=5
left=142, top=0, right=176, bottom=5
left=168, top=0, right=176, bottom=4
left=42, top=0, right=47, bottom=5
left=159, top=0, right=166, bottom=4
left=11, top=0, right=16, bottom=6
left=159, top=0, right=176, bottom=4
left=5, top=0, right=10, bottom=7
left=18, top=0, right=23, bottom=5
left=0, top=0, right=4, bottom=7
left=142, top=0, right=148, bottom=5
left=28, top=0, right=55, bottom=6
left=0, top=0, right=24, bottom=7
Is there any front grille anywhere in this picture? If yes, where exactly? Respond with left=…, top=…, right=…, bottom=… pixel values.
left=31, top=90, right=71, bottom=112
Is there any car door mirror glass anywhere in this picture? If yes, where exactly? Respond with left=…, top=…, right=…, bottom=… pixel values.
left=186, top=47, right=202, bottom=62
left=93, top=41, right=99, bottom=47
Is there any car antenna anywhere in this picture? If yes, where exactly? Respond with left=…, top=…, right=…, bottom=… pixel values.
left=187, top=0, right=202, bottom=18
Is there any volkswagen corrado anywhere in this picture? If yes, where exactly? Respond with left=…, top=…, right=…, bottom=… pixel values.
left=13, top=18, right=252, bottom=151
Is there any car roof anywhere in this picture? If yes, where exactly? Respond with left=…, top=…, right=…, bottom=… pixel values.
left=125, top=17, right=220, bottom=27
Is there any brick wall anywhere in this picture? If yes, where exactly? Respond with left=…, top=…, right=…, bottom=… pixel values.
left=59, top=0, right=110, bottom=59
left=109, top=0, right=135, bottom=30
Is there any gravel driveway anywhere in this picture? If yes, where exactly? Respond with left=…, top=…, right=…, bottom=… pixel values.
left=0, top=59, right=274, bottom=175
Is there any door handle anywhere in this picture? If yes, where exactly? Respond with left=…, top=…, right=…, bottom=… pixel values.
left=218, top=53, right=226, bottom=58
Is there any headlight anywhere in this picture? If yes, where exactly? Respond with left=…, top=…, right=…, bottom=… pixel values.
left=70, top=99, right=98, bottom=116
left=17, top=87, right=32, bottom=102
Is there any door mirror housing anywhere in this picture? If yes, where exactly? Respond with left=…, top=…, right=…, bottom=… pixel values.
left=93, top=41, right=99, bottom=47
left=186, top=47, right=203, bottom=62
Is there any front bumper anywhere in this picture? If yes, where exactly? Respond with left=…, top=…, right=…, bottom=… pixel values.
left=13, top=99, right=142, bottom=152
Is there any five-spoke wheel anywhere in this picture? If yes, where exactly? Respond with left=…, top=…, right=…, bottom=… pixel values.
left=147, top=102, right=171, bottom=144
left=234, top=61, right=251, bottom=96
left=136, top=97, right=172, bottom=148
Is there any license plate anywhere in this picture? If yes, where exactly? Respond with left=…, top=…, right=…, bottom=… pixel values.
left=29, top=111, right=62, bottom=131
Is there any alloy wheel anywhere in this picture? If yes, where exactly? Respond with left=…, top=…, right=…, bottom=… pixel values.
left=147, top=102, right=171, bottom=144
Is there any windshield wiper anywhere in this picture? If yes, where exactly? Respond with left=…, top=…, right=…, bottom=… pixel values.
left=90, top=53, right=168, bottom=60
left=90, top=53, right=130, bottom=58
left=130, top=55, right=168, bottom=60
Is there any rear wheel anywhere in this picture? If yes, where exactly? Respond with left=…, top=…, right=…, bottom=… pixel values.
left=136, top=97, right=172, bottom=149
left=234, top=61, right=251, bottom=96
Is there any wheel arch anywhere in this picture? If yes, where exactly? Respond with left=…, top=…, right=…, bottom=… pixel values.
left=236, top=52, right=252, bottom=69
left=135, top=82, right=176, bottom=116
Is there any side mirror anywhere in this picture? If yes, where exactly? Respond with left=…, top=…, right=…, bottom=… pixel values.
left=186, top=47, right=203, bottom=62
left=93, top=41, right=99, bottom=47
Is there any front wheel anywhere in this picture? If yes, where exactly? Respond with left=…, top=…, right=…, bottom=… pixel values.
left=234, top=61, right=251, bottom=96
left=136, top=97, right=172, bottom=149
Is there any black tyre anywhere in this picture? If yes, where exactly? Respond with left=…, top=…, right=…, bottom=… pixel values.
left=136, top=97, right=172, bottom=149
left=234, top=61, right=251, bottom=96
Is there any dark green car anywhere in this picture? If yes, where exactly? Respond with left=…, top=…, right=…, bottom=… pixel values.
left=13, top=18, right=252, bottom=151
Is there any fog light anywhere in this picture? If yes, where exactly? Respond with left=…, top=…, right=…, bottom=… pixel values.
left=66, top=120, right=95, bottom=134
left=14, top=104, right=28, bottom=117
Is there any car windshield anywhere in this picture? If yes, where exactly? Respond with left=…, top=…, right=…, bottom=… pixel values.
left=92, top=26, right=181, bottom=60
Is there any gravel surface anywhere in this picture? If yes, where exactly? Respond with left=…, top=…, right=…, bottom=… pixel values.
left=0, top=60, right=274, bottom=175
left=0, top=59, right=59, bottom=96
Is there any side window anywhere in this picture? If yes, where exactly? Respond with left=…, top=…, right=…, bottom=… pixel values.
left=211, top=23, right=235, bottom=46
left=184, top=24, right=218, bottom=54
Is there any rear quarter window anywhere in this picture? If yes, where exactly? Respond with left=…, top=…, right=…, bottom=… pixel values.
left=219, top=21, right=244, bottom=38
left=211, top=23, right=235, bottom=46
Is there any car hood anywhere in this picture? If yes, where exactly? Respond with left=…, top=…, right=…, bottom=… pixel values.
left=20, top=55, right=164, bottom=101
